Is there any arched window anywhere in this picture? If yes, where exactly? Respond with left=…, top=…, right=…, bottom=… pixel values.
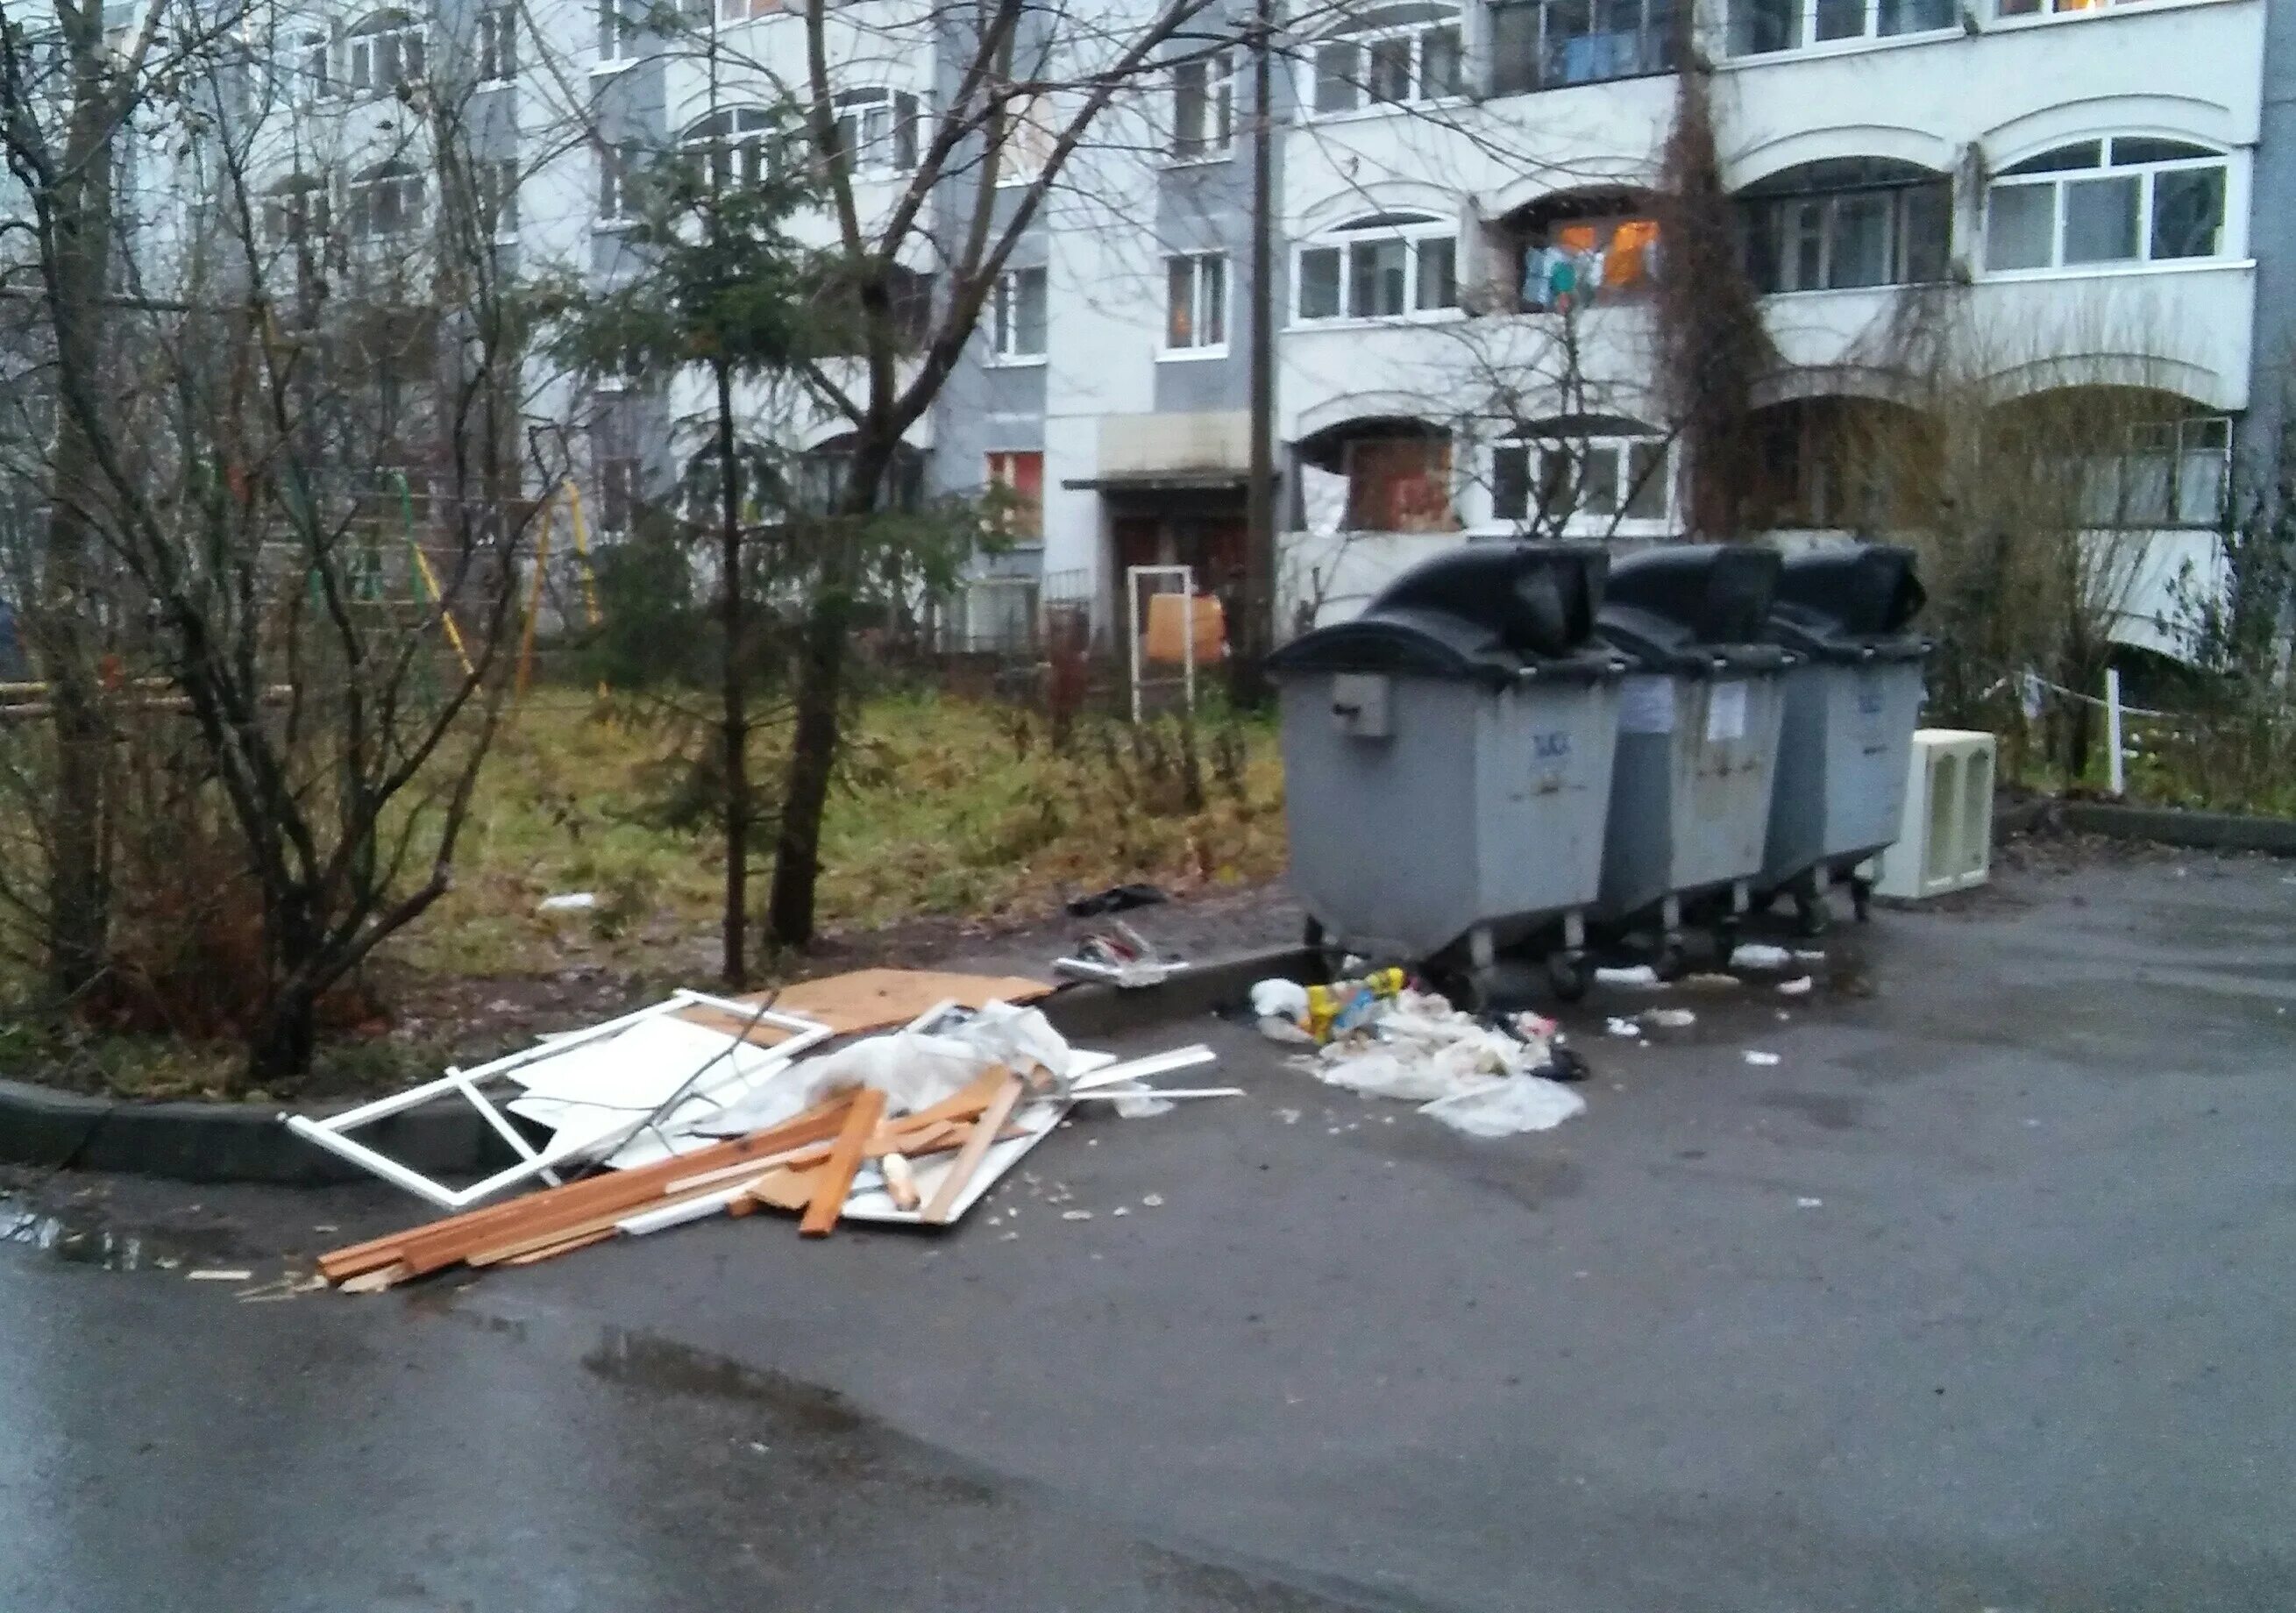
left=832, top=87, right=921, bottom=176
left=1299, top=417, right=1458, bottom=533
left=348, top=160, right=424, bottom=239
left=262, top=173, right=331, bottom=245
left=347, top=9, right=424, bottom=96
left=1500, top=189, right=1662, bottom=310
left=681, top=107, right=781, bottom=189
left=1490, top=417, right=1672, bottom=529
left=1738, top=158, right=1951, bottom=293
left=1984, top=138, right=2228, bottom=273
left=1294, top=213, right=1460, bottom=323
left=1304, top=4, right=1461, bottom=117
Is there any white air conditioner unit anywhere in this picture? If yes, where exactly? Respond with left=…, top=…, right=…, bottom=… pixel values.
left=1871, top=728, right=1996, bottom=900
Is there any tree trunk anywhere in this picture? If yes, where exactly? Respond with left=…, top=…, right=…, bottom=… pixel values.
left=245, top=985, right=319, bottom=1084
left=37, top=45, right=125, bottom=1004
left=766, top=585, right=849, bottom=949
left=765, top=428, right=895, bottom=951
left=714, top=360, right=749, bottom=986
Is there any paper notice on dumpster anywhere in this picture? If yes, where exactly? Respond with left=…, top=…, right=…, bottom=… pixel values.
left=1705, top=680, right=1748, bottom=743
left=1620, top=675, right=1674, bottom=735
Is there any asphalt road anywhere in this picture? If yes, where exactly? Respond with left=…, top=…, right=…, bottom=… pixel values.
left=4, top=847, right=2293, bottom=1611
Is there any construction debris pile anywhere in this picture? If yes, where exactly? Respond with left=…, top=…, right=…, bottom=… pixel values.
left=299, top=969, right=1219, bottom=1292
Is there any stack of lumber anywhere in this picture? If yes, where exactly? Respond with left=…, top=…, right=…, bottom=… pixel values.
left=318, top=1067, right=1027, bottom=1291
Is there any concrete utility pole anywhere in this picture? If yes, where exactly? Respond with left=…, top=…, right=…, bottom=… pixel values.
left=1233, top=0, right=1276, bottom=707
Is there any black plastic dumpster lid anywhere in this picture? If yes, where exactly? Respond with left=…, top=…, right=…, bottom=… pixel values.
left=1768, top=544, right=1931, bottom=663
left=1596, top=544, right=1792, bottom=675
left=1266, top=605, right=1520, bottom=680
left=1269, top=543, right=1622, bottom=683
left=1365, top=542, right=1609, bottom=660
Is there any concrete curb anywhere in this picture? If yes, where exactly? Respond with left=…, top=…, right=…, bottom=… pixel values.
left=0, top=1077, right=504, bottom=1186
left=0, top=947, right=1312, bottom=1188
left=1036, top=945, right=1311, bottom=1042
left=2051, top=800, right=2296, bottom=855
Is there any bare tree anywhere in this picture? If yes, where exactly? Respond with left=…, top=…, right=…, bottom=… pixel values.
left=0, top=0, right=557, bottom=1077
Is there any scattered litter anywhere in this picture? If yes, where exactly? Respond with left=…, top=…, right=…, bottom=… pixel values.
left=1681, top=972, right=1742, bottom=991
left=1067, top=1086, right=1243, bottom=1103
left=1604, top=1017, right=1643, bottom=1040
left=1795, top=1197, right=1823, bottom=1208
left=1064, top=883, right=1169, bottom=917
left=1062, top=1210, right=1093, bottom=1221
left=1252, top=969, right=1405, bottom=1045
left=1743, top=1050, right=1782, bottom=1066
left=1297, top=988, right=1588, bottom=1137
left=1777, top=976, right=1814, bottom=998
left=1419, top=1077, right=1585, bottom=1138
left=1141, top=1192, right=1163, bottom=1207
left=1792, top=949, right=1828, bottom=963
left=537, top=892, right=598, bottom=912
left=311, top=1223, right=338, bottom=1234
left=1056, top=920, right=1191, bottom=988
left=186, top=1268, right=252, bottom=1283
left=1594, top=964, right=1666, bottom=989
left=1112, top=1205, right=1128, bottom=1217
left=1730, top=943, right=1795, bottom=971
left=1640, top=1007, right=1697, bottom=1029
left=237, top=1273, right=330, bottom=1303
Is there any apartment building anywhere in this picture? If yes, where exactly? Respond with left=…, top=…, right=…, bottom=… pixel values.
left=15, top=0, right=2275, bottom=658
left=1032, top=0, right=2278, bottom=658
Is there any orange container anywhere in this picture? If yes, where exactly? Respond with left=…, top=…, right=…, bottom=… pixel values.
left=1143, top=592, right=1226, bottom=664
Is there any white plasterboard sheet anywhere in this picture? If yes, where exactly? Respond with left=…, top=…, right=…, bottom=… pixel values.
left=506, top=1016, right=778, bottom=1112
left=839, top=1098, right=1067, bottom=1226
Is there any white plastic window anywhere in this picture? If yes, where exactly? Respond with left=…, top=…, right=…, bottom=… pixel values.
left=684, top=108, right=779, bottom=189
left=992, top=266, right=1048, bottom=359
left=1164, top=253, right=1228, bottom=352
left=1170, top=51, right=1233, bottom=160
left=1727, top=0, right=1953, bottom=55
left=1308, top=13, right=1461, bottom=116
left=1294, top=215, right=1458, bottom=323
left=347, top=11, right=424, bottom=94
left=1984, top=138, right=2228, bottom=274
left=833, top=87, right=921, bottom=176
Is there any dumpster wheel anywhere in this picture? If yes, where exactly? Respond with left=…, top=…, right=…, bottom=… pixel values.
left=1546, top=949, right=1592, bottom=1003
left=1793, top=890, right=1834, bottom=937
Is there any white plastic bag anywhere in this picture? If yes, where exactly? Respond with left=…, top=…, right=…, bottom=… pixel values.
left=1418, top=1077, right=1586, bottom=1137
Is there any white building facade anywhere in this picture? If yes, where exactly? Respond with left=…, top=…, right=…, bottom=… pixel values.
left=12, top=0, right=2278, bottom=657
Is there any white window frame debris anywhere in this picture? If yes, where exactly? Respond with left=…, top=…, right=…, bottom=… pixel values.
left=281, top=991, right=830, bottom=1210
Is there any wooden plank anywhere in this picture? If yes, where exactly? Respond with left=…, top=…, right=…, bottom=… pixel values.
left=749, top=1165, right=828, bottom=1213
left=464, top=1173, right=756, bottom=1267
left=800, top=1088, right=887, bottom=1238
left=498, top=1229, right=616, bottom=1267
left=675, top=968, right=1053, bottom=1045
left=336, top=1262, right=410, bottom=1294
left=659, top=1110, right=979, bottom=1196
left=921, top=1071, right=1027, bottom=1226
left=320, top=1092, right=858, bottom=1281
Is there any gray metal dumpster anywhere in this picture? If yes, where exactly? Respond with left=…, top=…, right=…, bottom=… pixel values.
left=1590, top=544, right=1792, bottom=975
left=1759, top=544, right=1930, bottom=931
left=1268, top=544, right=1627, bottom=1003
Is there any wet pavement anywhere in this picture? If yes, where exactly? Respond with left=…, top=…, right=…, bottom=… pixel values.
left=4, top=848, right=2294, bottom=1611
